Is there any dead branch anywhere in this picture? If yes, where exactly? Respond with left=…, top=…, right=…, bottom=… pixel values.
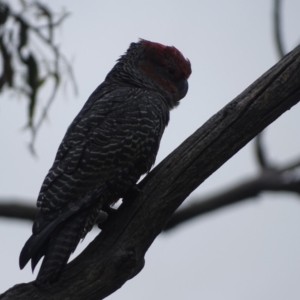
left=1, top=44, right=300, bottom=300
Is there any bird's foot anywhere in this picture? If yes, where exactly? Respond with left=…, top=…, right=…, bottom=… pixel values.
left=102, top=204, right=117, bottom=216
left=123, top=184, right=143, bottom=204
left=97, top=204, right=117, bottom=229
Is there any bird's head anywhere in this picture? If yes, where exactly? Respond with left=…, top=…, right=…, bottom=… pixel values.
left=137, top=39, right=191, bottom=108
left=114, top=39, right=191, bottom=109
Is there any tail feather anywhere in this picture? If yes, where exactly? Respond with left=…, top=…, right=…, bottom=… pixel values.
left=20, top=193, right=96, bottom=271
left=19, top=190, right=106, bottom=283
left=31, top=239, right=48, bottom=272
left=36, top=210, right=89, bottom=283
left=19, top=218, right=60, bottom=270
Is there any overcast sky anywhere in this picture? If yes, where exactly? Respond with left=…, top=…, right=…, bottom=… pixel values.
left=1, top=1, right=300, bottom=299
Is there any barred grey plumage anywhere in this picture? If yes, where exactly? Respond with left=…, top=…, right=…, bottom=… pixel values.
left=19, top=39, right=191, bottom=283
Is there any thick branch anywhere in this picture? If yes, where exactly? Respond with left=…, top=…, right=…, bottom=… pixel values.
left=1, top=45, right=300, bottom=300
left=253, top=0, right=286, bottom=171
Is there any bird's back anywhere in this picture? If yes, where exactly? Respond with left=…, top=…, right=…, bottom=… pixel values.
left=20, top=86, right=169, bottom=283
left=19, top=38, right=191, bottom=284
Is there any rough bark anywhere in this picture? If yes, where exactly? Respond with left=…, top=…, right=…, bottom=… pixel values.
left=1, top=45, right=300, bottom=300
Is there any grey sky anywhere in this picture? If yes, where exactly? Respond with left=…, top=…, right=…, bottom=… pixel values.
left=1, top=1, right=300, bottom=299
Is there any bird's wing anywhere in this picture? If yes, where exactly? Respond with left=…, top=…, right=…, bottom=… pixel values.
left=33, top=87, right=165, bottom=232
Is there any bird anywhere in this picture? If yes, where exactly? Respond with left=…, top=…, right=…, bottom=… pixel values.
left=19, top=39, right=191, bottom=284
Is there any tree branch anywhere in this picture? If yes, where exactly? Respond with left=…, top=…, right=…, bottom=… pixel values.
left=165, top=167, right=300, bottom=231
left=254, top=132, right=272, bottom=169
left=1, top=45, right=300, bottom=300
left=0, top=200, right=108, bottom=225
left=2, top=153, right=300, bottom=230
left=0, top=201, right=36, bottom=222
left=274, top=0, right=285, bottom=59
left=253, top=0, right=286, bottom=172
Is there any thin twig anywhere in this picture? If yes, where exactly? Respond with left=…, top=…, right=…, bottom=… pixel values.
left=7, top=5, right=77, bottom=153
left=254, top=132, right=271, bottom=169
left=274, top=0, right=285, bottom=58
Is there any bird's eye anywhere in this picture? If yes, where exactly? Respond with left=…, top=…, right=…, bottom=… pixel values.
left=168, top=68, right=176, bottom=75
